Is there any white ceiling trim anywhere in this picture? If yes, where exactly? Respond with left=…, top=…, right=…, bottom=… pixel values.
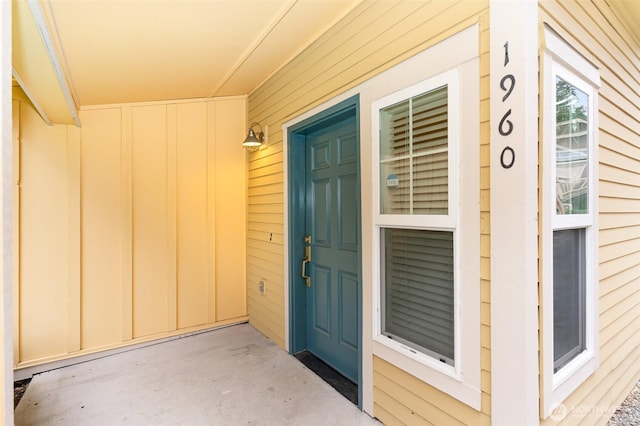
left=12, top=67, right=52, bottom=126
left=26, top=0, right=80, bottom=126
left=208, top=0, right=297, bottom=98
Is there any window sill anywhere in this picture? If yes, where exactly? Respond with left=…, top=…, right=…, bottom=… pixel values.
left=372, top=338, right=481, bottom=410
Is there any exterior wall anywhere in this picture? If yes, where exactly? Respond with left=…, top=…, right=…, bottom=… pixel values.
left=14, top=95, right=248, bottom=367
left=539, top=1, right=640, bottom=424
left=1, top=0, right=13, bottom=422
left=247, top=0, right=490, bottom=422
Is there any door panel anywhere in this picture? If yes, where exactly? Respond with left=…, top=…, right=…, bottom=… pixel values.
left=305, top=115, right=359, bottom=382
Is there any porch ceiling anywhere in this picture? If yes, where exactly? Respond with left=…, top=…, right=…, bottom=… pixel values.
left=609, top=0, right=640, bottom=44
left=12, top=0, right=361, bottom=124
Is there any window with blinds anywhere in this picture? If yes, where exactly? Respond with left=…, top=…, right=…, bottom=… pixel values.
left=381, top=228, right=455, bottom=365
left=380, top=85, right=448, bottom=215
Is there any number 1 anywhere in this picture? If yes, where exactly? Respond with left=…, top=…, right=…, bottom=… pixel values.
left=503, top=41, right=509, bottom=66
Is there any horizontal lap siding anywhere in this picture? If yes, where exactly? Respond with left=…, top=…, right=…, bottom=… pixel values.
left=539, top=1, right=640, bottom=425
left=247, top=0, right=490, bottom=423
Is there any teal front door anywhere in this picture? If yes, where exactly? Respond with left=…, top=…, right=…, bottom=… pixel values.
left=304, top=114, right=359, bottom=382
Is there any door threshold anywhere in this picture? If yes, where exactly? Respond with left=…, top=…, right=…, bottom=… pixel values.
left=295, top=350, right=357, bottom=405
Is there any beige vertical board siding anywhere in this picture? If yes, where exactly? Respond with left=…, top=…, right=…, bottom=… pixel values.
left=18, top=102, right=70, bottom=361
left=80, top=108, right=123, bottom=349
left=176, top=102, right=208, bottom=328
left=247, top=0, right=490, bottom=423
left=15, top=97, right=248, bottom=367
left=132, top=105, right=170, bottom=338
left=214, top=99, right=247, bottom=322
left=539, top=1, right=640, bottom=424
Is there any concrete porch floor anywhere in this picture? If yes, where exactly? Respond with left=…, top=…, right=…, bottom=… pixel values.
left=14, top=324, right=379, bottom=425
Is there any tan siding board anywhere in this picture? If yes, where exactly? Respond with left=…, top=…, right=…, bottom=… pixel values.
left=480, top=280, right=490, bottom=304
left=599, top=104, right=640, bottom=143
left=600, top=197, right=640, bottom=214
left=601, top=323, right=640, bottom=370
left=480, top=324, right=491, bottom=351
left=248, top=203, right=284, bottom=215
left=374, top=357, right=490, bottom=425
left=599, top=165, right=640, bottom=190
left=373, top=404, right=405, bottom=426
left=600, top=250, right=640, bottom=281
left=248, top=173, right=283, bottom=189
left=248, top=151, right=283, bottom=171
left=599, top=266, right=640, bottom=302
left=248, top=221, right=284, bottom=235
left=374, top=385, right=433, bottom=426
left=600, top=83, right=640, bottom=126
left=248, top=186, right=284, bottom=199
left=599, top=212, right=640, bottom=230
left=248, top=163, right=284, bottom=180
left=600, top=226, right=640, bottom=246
left=539, top=2, right=640, bottom=90
left=374, top=370, right=461, bottom=426
left=600, top=180, right=640, bottom=201
left=600, top=141, right=640, bottom=173
left=248, top=230, right=283, bottom=245
left=248, top=193, right=284, bottom=206
left=600, top=295, right=640, bottom=346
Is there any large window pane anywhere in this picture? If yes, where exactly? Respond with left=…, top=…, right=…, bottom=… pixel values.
left=380, top=86, right=448, bottom=215
left=382, top=228, right=454, bottom=365
left=553, top=228, right=586, bottom=372
left=556, top=77, right=589, bottom=215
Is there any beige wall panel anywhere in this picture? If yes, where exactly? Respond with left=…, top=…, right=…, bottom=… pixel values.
left=213, top=99, right=246, bottom=321
left=176, top=102, right=209, bottom=328
left=80, top=108, right=123, bottom=349
left=16, top=97, right=248, bottom=367
left=12, top=100, right=20, bottom=364
left=132, top=105, right=169, bottom=338
left=18, top=103, right=69, bottom=361
left=540, top=1, right=640, bottom=422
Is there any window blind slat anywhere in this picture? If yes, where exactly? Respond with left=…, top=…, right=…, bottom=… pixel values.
left=383, top=228, right=455, bottom=364
left=380, top=85, right=448, bottom=215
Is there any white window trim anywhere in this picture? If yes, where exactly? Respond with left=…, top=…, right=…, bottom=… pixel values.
left=370, top=27, right=480, bottom=409
left=541, top=25, right=600, bottom=419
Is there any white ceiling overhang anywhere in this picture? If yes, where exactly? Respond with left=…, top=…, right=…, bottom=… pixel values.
left=12, top=0, right=362, bottom=125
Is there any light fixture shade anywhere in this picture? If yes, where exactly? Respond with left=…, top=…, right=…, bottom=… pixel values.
left=242, top=128, right=262, bottom=148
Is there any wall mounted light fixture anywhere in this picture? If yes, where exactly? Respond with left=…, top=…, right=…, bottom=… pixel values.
left=242, top=122, right=264, bottom=151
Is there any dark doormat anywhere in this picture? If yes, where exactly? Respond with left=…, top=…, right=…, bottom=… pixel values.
left=14, top=378, right=32, bottom=408
left=295, top=350, right=357, bottom=405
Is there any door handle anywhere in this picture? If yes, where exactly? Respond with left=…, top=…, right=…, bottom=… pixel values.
left=301, top=235, right=311, bottom=287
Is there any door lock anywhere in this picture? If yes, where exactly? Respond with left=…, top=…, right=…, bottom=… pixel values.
left=301, top=235, right=311, bottom=287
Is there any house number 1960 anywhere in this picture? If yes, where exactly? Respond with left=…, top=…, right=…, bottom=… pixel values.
left=499, top=42, right=516, bottom=169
